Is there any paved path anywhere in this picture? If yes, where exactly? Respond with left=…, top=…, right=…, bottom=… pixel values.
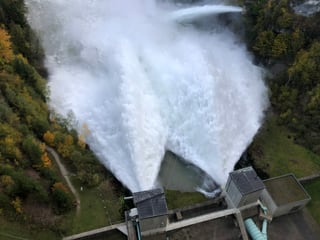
left=165, top=208, right=237, bottom=232
left=46, top=146, right=81, bottom=214
left=62, top=222, right=126, bottom=240
left=299, top=173, right=320, bottom=184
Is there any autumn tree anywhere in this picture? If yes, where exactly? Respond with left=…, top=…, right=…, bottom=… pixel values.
left=0, top=27, right=14, bottom=65
left=11, top=196, right=23, bottom=214
left=43, top=131, right=55, bottom=146
left=57, top=134, right=74, bottom=158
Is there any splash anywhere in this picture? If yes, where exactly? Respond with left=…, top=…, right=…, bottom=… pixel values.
left=25, top=0, right=268, bottom=192
left=169, top=5, right=243, bottom=22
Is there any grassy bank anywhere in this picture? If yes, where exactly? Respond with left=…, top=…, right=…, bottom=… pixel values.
left=251, top=117, right=320, bottom=178
left=250, top=116, right=320, bottom=224
left=304, top=180, right=320, bottom=225
left=61, top=178, right=123, bottom=236
left=0, top=177, right=124, bottom=240
left=0, top=217, right=59, bottom=240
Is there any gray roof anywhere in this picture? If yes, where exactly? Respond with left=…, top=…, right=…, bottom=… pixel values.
left=229, top=167, right=265, bottom=195
left=133, top=188, right=168, bottom=219
left=263, top=174, right=311, bottom=205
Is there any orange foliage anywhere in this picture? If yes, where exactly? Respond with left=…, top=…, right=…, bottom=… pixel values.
left=0, top=28, right=14, bottom=63
left=11, top=197, right=23, bottom=214
left=43, top=131, right=55, bottom=146
left=41, top=152, right=51, bottom=168
left=52, top=182, right=69, bottom=193
left=39, top=143, right=51, bottom=168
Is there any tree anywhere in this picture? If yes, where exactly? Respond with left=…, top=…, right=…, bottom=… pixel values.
left=57, top=135, right=74, bottom=158
left=253, top=30, right=275, bottom=59
left=40, top=143, right=51, bottom=168
left=43, top=131, right=55, bottom=146
left=22, top=135, right=42, bottom=167
left=0, top=27, right=14, bottom=64
left=0, top=175, right=14, bottom=194
left=271, top=33, right=288, bottom=59
left=11, top=196, right=22, bottom=214
left=51, top=182, right=74, bottom=214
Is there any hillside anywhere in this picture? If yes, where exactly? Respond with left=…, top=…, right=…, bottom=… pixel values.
left=0, top=1, right=117, bottom=237
left=242, top=0, right=320, bottom=224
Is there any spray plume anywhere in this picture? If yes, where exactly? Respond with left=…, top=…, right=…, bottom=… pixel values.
left=25, top=0, right=268, bottom=192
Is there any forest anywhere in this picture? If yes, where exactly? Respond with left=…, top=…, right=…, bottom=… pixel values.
left=0, top=0, right=113, bottom=234
left=243, top=0, right=320, bottom=154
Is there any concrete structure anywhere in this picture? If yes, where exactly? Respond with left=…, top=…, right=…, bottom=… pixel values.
left=62, top=170, right=319, bottom=240
left=132, top=188, right=168, bottom=233
left=261, top=174, right=311, bottom=218
left=226, top=167, right=265, bottom=207
left=62, top=223, right=126, bottom=240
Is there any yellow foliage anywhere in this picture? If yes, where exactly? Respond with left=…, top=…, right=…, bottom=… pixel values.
left=41, top=152, right=51, bottom=168
left=0, top=175, right=14, bottom=187
left=11, top=197, right=23, bottom=214
left=4, top=136, right=14, bottom=146
left=57, top=135, right=74, bottom=158
left=43, top=131, right=55, bottom=146
left=65, top=135, right=73, bottom=145
left=1, top=136, right=22, bottom=161
left=0, top=28, right=14, bottom=63
left=37, top=142, right=52, bottom=168
left=15, top=54, right=28, bottom=64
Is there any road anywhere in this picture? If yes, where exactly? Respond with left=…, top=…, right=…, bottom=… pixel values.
left=46, top=146, right=81, bottom=214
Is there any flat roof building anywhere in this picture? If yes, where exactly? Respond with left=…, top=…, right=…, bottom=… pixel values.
left=261, top=174, right=311, bottom=217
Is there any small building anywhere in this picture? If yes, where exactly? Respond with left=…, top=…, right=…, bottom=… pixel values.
left=133, top=188, right=168, bottom=233
left=260, top=174, right=311, bottom=217
left=226, top=167, right=265, bottom=207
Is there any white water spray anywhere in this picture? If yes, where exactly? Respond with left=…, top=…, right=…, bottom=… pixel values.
left=169, top=5, right=242, bottom=22
left=25, top=0, right=268, bottom=192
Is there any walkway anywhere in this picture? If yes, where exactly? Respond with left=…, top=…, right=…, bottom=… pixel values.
left=299, top=173, right=320, bottom=184
left=46, top=146, right=81, bottom=214
left=62, top=222, right=126, bottom=240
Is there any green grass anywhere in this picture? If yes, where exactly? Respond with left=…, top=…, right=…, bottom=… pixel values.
left=0, top=216, right=59, bottom=240
left=165, top=190, right=207, bottom=210
left=304, top=179, right=320, bottom=225
left=251, top=116, right=320, bottom=224
left=252, top=117, right=320, bottom=178
left=0, top=179, right=124, bottom=239
left=61, top=178, right=123, bottom=236
left=47, top=150, right=124, bottom=236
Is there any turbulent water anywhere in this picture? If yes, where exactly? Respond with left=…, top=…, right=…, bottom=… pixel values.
left=25, top=0, right=268, bottom=193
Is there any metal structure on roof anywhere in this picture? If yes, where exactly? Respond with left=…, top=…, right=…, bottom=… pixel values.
left=133, top=188, right=168, bottom=219
left=229, top=167, right=265, bottom=195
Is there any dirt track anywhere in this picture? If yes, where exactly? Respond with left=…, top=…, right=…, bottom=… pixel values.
left=46, top=146, right=81, bottom=214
